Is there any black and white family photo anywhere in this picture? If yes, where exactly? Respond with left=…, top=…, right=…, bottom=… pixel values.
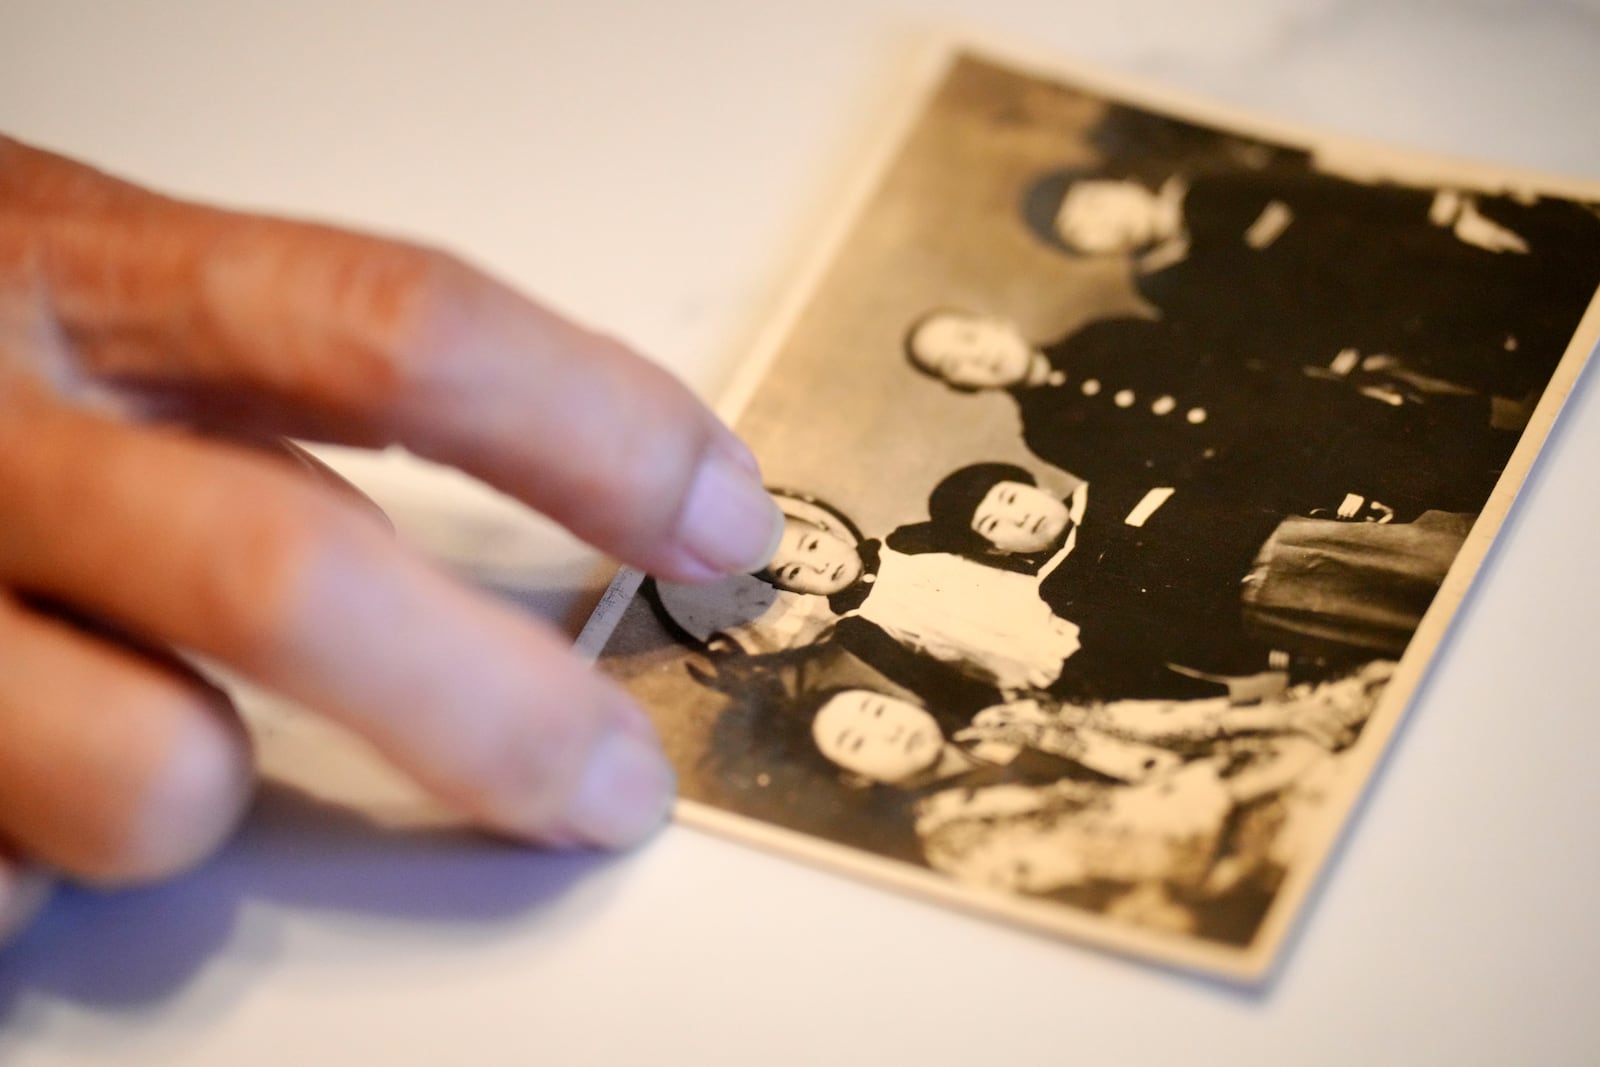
left=585, top=50, right=1600, bottom=977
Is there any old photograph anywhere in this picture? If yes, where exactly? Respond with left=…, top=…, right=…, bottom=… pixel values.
left=582, top=47, right=1600, bottom=978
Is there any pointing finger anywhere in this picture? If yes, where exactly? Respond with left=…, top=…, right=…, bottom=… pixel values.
left=3, top=136, right=782, bottom=582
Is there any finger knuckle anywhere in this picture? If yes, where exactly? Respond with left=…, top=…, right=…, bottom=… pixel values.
left=192, top=474, right=369, bottom=668
left=316, top=239, right=472, bottom=412
left=203, top=225, right=473, bottom=418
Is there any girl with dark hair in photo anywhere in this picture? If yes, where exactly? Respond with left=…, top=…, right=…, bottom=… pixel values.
left=908, top=460, right=1472, bottom=695
left=887, top=461, right=1081, bottom=572
left=748, top=488, right=1085, bottom=697
left=902, top=461, right=1290, bottom=702
left=649, top=489, right=1005, bottom=717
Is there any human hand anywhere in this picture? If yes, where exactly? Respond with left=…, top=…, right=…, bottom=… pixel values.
left=959, top=698, right=1054, bottom=745
left=0, top=136, right=783, bottom=944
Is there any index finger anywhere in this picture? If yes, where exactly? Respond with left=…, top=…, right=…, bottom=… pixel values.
left=3, top=136, right=783, bottom=583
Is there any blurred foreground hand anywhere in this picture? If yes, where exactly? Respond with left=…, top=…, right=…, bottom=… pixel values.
left=0, top=136, right=783, bottom=946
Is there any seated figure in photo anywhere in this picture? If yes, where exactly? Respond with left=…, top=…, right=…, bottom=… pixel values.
left=912, top=662, right=1393, bottom=940
left=805, top=678, right=1376, bottom=790
left=805, top=686, right=1177, bottom=791
left=743, top=672, right=1387, bottom=938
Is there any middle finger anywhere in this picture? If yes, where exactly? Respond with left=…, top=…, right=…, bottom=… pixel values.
left=0, top=398, right=674, bottom=847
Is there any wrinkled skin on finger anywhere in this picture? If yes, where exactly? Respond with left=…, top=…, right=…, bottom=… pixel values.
left=0, top=135, right=783, bottom=947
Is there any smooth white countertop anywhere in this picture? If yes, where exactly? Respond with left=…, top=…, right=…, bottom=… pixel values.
left=4, top=2, right=1600, bottom=1063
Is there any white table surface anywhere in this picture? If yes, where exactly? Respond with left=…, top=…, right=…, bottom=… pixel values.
left=4, top=2, right=1600, bottom=1063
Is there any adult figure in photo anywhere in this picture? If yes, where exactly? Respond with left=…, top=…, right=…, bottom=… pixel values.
left=800, top=675, right=1380, bottom=793
left=695, top=680, right=1139, bottom=868
left=683, top=678, right=1175, bottom=870
left=1022, top=159, right=1600, bottom=412
left=907, top=310, right=1513, bottom=530
left=802, top=686, right=1183, bottom=792
left=724, top=673, right=1388, bottom=941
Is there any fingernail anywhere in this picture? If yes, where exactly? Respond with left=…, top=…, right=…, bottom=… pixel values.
left=678, top=446, right=784, bottom=575
left=564, top=728, right=677, bottom=849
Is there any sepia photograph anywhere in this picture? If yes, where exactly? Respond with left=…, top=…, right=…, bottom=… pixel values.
left=582, top=46, right=1600, bottom=979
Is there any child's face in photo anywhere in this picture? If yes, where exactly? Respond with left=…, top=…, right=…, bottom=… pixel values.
left=769, top=517, right=863, bottom=595
left=972, top=481, right=1071, bottom=554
